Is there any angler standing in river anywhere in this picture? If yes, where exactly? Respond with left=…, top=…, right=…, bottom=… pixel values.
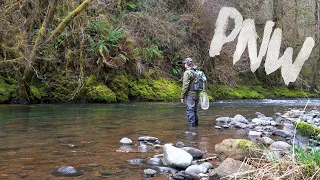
left=180, top=58, right=200, bottom=127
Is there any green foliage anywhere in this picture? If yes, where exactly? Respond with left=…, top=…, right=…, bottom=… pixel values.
left=142, top=45, right=163, bottom=62
left=87, top=22, right=129, bottom=66
left=86, top=84, right=117, bottom=103
left=236, top=139, right=257, bottom=151
left=296, top=145, right=320, bottom=173
left=126, top=1, right=137, bottom=10
left=30, top=86, right=45, bottom=101
left=295, top=122, right=320, bottom=137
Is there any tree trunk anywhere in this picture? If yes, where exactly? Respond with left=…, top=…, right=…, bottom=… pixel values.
left=312, top=0, right=319, bottom=90
left=294, top=0, right=299, bottom=39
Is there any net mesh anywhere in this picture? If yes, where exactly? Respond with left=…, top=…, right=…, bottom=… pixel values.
left=200, top=91, right=209, bottom=110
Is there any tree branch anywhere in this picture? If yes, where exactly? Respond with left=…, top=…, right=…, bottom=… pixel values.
left=47, top=0, right=91, bottom=42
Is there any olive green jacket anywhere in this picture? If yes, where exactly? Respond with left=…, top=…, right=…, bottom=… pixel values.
left=181, top=68, right=199, bottom=99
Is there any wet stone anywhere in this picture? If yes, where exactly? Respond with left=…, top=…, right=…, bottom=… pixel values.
left=23, top=166, right=35, bottom=170
left=85, top=163, right=100, bottom=167
left=185, top=131, right=197, bottom=136
left=119, top=137, right=133, bottom=145
left=138, top=145, right=152, bottom=152
left=18, top=173, right=28, bottom=178
left=138, top=136, right=159, bottom=142
left=146, top=158, right=162, bottom=166
left=126, top=159, right=143, bottom=165
left=51, top=166, right=82, bottom=177
left=100, top=170, right=114, bottom=176
left=175, top=141, right=185, bottom=148
left=143, top=168, right=158, bottom=177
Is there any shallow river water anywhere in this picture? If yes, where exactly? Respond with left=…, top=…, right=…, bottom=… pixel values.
left=0, top=99, right=319, bottom=179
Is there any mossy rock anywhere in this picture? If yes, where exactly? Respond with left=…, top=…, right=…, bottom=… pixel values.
left=207, top=85, right=264, bottom=99
left=236, top=139, right=258, bottom=151
left=215, top=139, right=260, bottom=162
left=152, top=79, right=180, bottom=101
left=86, top=84, right=117, bottom=103
left=295, top=122, right=320, bottom=137
left=108, top=74, right=130, bottom=102
left=128, top=78, right=180, bottom=101
left=0, top=78, right=17, bottom=103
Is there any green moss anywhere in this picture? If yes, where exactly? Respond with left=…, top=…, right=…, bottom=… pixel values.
left=0, top=78, right=17, bottom=103
left=295, top=122, right=320, bottom=137
left=30, top=86, right=46, bottom=101
left=152, top=79, right=180, bottom=101
left=109, top=74, right=130, bottom=102
left=271, top=88, right=317, bottom=98
left=236, top=139, right=257, bottom=151
left=87, top=84, right=117, bottom=103
left=207, top=85, right=318, bottom=99
left=128, top=78, right=180, bottom=101
left=207, top=85, right=264, bottom=99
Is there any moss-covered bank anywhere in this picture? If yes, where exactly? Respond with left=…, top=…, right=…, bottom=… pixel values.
left=207, top=85, right=318, bottom=100
left=0, top=75, right=318, bottom=104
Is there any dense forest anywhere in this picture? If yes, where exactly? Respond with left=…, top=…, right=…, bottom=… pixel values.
left=0, top=0, right=319, bottom=104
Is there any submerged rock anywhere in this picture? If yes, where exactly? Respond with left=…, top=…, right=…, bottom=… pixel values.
left=126, top=159, right=143, bottom=165
left=52, top=166, right=82, bottom=177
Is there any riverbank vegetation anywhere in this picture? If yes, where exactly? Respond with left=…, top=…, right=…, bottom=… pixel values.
left=0, top=0, right=319, bottom=104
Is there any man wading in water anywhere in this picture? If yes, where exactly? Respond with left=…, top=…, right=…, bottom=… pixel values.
left=181, top=58, right=200, bottom=127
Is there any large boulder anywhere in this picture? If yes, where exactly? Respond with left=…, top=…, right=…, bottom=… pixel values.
left=209, top=158, right=255, bottom=179
left=215, top=139, right=258, bottom=161
left=162, top=144, right=193, bottom=169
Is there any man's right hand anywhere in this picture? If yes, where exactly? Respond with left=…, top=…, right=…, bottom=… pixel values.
left=181, top=98, right=184, bottom=103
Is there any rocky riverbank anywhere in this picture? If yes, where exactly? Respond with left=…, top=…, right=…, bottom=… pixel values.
left=50, top=108, right=320, bottom=179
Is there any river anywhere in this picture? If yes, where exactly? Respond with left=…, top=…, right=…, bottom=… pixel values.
left=0, top=99, right=319, bottom=179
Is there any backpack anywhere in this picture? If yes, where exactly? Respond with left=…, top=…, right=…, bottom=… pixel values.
left=190, top=69, right=207, bottom=91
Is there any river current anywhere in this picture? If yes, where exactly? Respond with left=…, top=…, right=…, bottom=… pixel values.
left=0, top=99, right=319, bottom=179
